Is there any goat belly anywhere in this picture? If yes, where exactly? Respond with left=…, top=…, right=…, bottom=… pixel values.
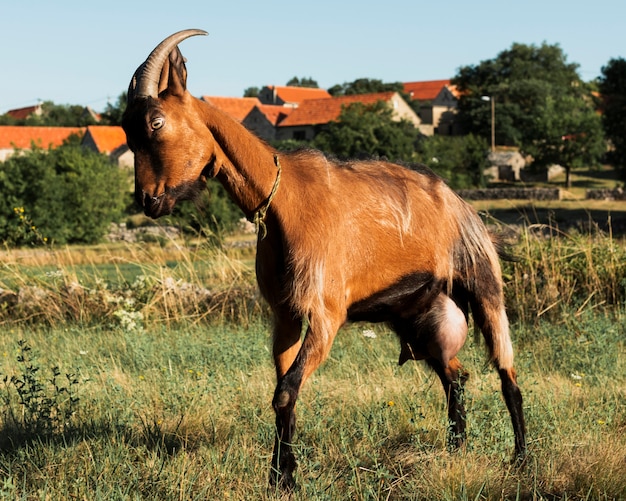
left=346, top=271, right=442, bottom=324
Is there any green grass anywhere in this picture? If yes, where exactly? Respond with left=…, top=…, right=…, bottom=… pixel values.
left=0, top=312, right=623, bottom=499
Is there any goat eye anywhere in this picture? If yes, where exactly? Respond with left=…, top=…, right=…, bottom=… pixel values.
left=150, top=117, right=165, bottom=130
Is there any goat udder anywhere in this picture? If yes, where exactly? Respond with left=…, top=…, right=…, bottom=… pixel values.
left=430, top=295, right=468, bottom=365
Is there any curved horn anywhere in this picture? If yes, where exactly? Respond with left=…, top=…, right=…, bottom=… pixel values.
left=128, top=29, right=208, bottom=102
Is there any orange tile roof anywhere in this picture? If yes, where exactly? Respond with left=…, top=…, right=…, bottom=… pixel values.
left=278, top=92, right=398, bottom=127
left=403, top=80, right=451, bottom=101
left=0, top=126, right=84, bottom=150
left=271, top=86, right=331, bottom=104
left=256, top=105, right=293, bottom=125
left=85, top=125, right=127, bottom=153
left=202, top=96, right=261, bottom=121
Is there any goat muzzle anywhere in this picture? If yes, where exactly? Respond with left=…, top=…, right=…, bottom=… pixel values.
left=138, top=191, right=174, bottom=218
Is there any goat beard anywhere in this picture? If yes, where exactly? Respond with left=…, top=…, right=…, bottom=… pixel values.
left=141, top=177, right=207, bottom=218
left=167, top=176, right=208, bottom=204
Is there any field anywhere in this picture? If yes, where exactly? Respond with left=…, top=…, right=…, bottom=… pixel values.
left=0, top=191, right=625, bottom=499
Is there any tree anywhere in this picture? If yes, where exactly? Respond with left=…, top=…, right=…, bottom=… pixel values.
left=599, top=58, right=626, bottom=176
left=285, top=76, right=319, bottom=88
left=313, top=100, right=418, bottom=162
left=453, top=42, right=604, bottom=174
left=100, top=92, right=127, bottom=125
left=328, top=78, right=403, bottom=96
left=416, top=134, right=489, bottom=189
left=528, top=93, right=605, bottom=187
left=243, top=86, right=260, bottom=98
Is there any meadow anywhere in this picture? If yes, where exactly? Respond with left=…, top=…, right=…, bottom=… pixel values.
left=0, top=218, right=623, bottom=500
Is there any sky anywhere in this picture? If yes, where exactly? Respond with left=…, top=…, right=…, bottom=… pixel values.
left=2, top=0, right=625, bottom=114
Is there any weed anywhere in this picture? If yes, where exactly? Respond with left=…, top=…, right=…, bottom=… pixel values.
left=0, top=339, right=81, bottom=440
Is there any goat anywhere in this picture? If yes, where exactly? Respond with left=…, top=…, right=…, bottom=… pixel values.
left=122, top=29, right=526, bottom=490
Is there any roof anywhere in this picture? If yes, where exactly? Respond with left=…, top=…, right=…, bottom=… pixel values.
left=5, top=104, right=43, bottom=120
left=0, top=126, right=84, bottom=150
left=269, top=86, right=331, bottom=104
left=255, top=105, right=293, bottom=125
left=278, top=92, right=399, bottom=127
left=403, top=80, right=451, bottom=101
left=202, top=96, right=261, bottom=121
left=84, top=125, right=127, bottom=153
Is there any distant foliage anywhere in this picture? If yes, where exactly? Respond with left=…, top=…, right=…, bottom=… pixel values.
left=285, top=76, right=319, bottom=88
left=313, top=101, right=418, bottom=162
left=0, top=101, right=99, bottom=127
left=0, top=145, right=129, bottom=246
left=453, top=42, right=604, bottom=170
left=599, top=57, right=626, bottom=177
left=328, top=78, right=404, bottom=96
left=99, top=92, right=127, bottom=126
left=416, top=134, right=488, bottom=189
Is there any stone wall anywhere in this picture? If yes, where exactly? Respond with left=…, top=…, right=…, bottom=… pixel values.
left=585, top=187, right=626, bottom=200
left=456, top=187, right=562, bottom=201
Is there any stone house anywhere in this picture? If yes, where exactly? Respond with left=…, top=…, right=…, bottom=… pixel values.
left=403, top=79, right=461, bottom=135
left=81, top=125, right=133, bottom=167
left=484, top=150, right=526, bottom=182
left=257, top=86, right=331, bottom=106
left=276, top=91, right=424, bottom=141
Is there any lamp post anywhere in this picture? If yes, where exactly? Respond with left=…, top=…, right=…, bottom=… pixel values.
left=481, top=95, right=495, bottom=152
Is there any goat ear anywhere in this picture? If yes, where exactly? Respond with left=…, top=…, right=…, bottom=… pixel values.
left=163, top=47, right=188, bottom=97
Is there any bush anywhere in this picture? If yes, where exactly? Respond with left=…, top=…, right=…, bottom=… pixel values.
left=0, top=145, right=130, bottom=246
left=416, top=134, right=488, bottom=188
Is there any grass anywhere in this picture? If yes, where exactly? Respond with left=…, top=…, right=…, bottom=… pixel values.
left=0, top=315, right=623, bottom=499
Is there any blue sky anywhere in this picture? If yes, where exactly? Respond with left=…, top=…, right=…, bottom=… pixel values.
left=2, top=0, right=625, bottom=114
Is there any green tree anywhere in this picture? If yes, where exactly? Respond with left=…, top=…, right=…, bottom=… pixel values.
left=285, top=77, right=319, bottom=88
left=243, top=86, right=260, bottom=98
left=100, top=92, right=127, bottom=125
left=28, top=101, right=99, bottom=126
left=313, top=101, right=418, bottom=162
left=453, top=42, right=604, bottom=173
left=0, top=101, right=99, bottom=127
left=328, top=78, right=404, bottom=96
left=416, top=134, right=489, bottom=189
left=599, top=57, right=626, bottom=176
left=0, top=145, right=129, bottom=245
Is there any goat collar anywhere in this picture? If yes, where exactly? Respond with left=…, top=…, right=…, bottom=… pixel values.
left=253, top=154, right=282, bottom=240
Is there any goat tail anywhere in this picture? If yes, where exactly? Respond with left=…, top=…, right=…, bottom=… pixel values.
left=454, top=204, right=515, bottom=370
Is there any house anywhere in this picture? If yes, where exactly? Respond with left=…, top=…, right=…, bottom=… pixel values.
left=243, top=105, right=293, bottom=141
left=257, top=86, right=331, bottom=107
left=276, top=91, right=423, bottom=141
left=5, top=103, right=43, bottom=121
left=403, top=80, right=461, bottom=135
left=201, top=96, right=262, bottom=121
left=81, top=125, right=132, bottom=167
left=0, top=125, right=84, bottom=161
left=484, top=150, right=526, bottom=182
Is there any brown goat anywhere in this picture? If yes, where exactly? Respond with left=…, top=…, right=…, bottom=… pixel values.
left=122, top=29, right=526, bottom=490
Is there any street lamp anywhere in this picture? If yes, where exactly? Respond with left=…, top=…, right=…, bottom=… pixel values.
left=481, top=95, right=495, bottom=152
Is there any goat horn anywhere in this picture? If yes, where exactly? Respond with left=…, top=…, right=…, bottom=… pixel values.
left=129, top=29, right=208, bottom=102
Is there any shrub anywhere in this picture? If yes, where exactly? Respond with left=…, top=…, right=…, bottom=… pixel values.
left=416, top=134, right=488, bottom=188
left=0, top=144, right=130, bottom=246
